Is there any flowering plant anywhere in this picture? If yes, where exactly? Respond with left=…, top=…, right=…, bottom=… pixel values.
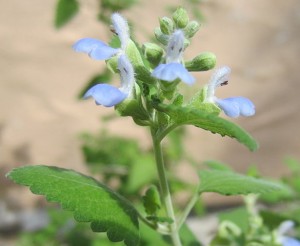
left=6, top=7, right=292, bottom=246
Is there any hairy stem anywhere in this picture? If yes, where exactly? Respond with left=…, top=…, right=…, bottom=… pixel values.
left=151, top=129, right=182, bottom=246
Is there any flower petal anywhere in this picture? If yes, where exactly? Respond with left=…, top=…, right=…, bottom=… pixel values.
left=216, top=98, right=240, bottom=118
left=238, top=97, right=255, bottom=117
left=83, top=84, right=127, bottom=107
left=216, top=97, right=255, bottom=118
left=166, top=30, right=185, bottom=63
left=151, top=63, right=195, bottom=84
left=73, top=38, right=119, bottom=60
left=282, top=237, right=300, bottom=246
left=210, top=66, right=231, bottom=87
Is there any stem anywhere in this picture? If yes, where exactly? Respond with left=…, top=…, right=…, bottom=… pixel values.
left=151, top=129, right=182, bottom=246
left=178, top=189, right=200, bottom=229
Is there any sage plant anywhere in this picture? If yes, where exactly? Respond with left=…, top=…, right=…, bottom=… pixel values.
left=6, top=8, right=284, bottom=246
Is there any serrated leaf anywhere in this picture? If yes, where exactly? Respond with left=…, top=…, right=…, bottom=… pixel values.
left=55, top=0, right=79, bottom=28
left=7, top=165, right=139, bottom=246
left=198, top=170, right=281, bottom=196
left=156, top=104, right=258, bottom=151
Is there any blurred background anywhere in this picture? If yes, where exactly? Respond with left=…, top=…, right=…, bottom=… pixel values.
left=1, top=0, right=300, bottom=245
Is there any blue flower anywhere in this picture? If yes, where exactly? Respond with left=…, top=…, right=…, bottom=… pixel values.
left=277, top=221, right=300, bottom=246
left=83, top=55, right=135, bottom=107
left=73, top=13, right=129, bottom=60
left=282, top=237, right=300, bottom=246
left=152, top=63, right=195, bottom=85
left=73, top=38, right=119, bottom=60
left=151, top=30, right=195, bottom=84
left=205, top=66, right=255, bottom=118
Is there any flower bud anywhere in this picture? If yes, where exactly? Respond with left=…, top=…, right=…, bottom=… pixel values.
left=154, top=27, right=169, bottom=45
left=142, top=42, right=164, bottom=66
left=185, top=52, right=216, bottom=72
left=172, top=7, right=189, bottom=28
left=115, top=98, right=150, bottom=125
left=159, top=17, right=174, bottom=35
left=184, top=20, right=200, bottom=38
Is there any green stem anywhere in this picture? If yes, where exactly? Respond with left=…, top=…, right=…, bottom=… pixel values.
left=151, top=129, right=182, bottom=246
left=178, top=189, right=200, bottom=230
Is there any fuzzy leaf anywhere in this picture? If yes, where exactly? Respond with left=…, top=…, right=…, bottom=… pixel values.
left=156, top=104, right=258, bottom=151
left=55, top=0, right=79, bottom=28
left=7, top=165, right=139, bottom=246
left=198, top=169, right=282, bottom=195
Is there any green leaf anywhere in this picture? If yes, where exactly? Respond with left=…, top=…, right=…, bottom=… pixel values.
left=198, top=169, right=281, bottom=195
left=142, top=186, right=161, bottom=215
left=55, top=0, right=79, bottom=29
left=218, top=207, right=249, bottom=233
left=203, top=160, right=233, bottom=171
left=7, top=165, right=139, bottom=246
left=126, top=156, right=156, bottom=193
left=156, top=104, right=258, bottom=151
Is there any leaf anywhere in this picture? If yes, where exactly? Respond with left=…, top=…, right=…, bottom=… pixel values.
left=142, top=186, right=161, bottom=215
left=198, top=169, right=282, bottom=196
left=203, top=160, right=233, bottom=171
left=156, top=104, right=258, bottom=151
left=7, top=165, right=139, bottom=246
left=218, top=207, right=249, bottom=233
left=126, top=156, right=157, bottom=193
left=55, top=0, right=79, bottom=29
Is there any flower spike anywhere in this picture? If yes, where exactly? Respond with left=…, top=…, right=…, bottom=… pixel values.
left=152, top=29, right=195, bottom=84
left=83, top=55, right=135, bottom=107
left=205, top=66, right=255, bottom=118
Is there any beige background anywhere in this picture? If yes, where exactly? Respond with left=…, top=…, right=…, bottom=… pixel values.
left=1, top=0, right=300, bottom=209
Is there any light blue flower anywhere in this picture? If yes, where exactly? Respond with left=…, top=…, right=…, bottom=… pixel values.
left=151, top=30, right=195, bottom=84
left=83, top=55, right=135, bottom=107
left=73, top=38, right=120, bottom=60
left=152, top=63, right=195, bottom=85
left=277, top=221, right=300, bottom=246
left=205, top=66, right=255, bottom=118
left=282, top=237, right=300, bottom=246
left=73, top=13, right=129, bottom=60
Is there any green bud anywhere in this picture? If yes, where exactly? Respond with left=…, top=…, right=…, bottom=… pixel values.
left=185, top=52, right=216, bottom=72
left=115, top=99, right=150, bottom=126
left=184, top=38, right=190, bottom=49
left=159, top=17, right=174, bottom=35
left=142, top=42, right=164, bottom=66
left=172, top=7, right=189, bottom=28
left=184, top=20, right=200, bottom=38
left=154, top=27, right=169, bottom=45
